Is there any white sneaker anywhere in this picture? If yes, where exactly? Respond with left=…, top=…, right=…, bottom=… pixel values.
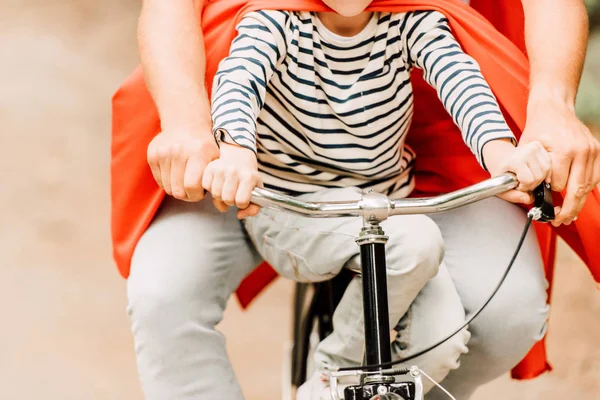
left=295, top=371, right=330, bottom=400
left=296, top=370, right=358, bottom=400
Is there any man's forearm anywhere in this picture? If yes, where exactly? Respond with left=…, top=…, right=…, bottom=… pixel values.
left=522, top=0, right=589, bottom=108
left=138, top=0, right=212, bottom=135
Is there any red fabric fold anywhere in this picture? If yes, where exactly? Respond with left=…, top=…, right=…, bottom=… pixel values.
left=111, top=0, right=600, bottom=380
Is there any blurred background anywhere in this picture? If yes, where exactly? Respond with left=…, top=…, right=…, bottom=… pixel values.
left=0, top=1, right=599, bottom=399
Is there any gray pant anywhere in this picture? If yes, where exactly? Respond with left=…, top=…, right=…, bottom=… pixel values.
left=243, top=187, right=469, bottom=393
left=127, top=194, right=549, bottom=399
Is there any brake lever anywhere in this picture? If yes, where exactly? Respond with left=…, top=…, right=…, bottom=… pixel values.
left=528, top=182, right=555, bottom=222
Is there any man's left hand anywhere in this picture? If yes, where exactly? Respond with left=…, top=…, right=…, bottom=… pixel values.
left=520, top=98, right=600, bottom=226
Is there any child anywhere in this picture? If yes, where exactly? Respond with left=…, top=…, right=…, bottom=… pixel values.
left=204, top=1, right=551, bottom=397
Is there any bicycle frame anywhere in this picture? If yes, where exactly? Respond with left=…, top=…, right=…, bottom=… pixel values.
left=251, top=174, right=522, bottom=400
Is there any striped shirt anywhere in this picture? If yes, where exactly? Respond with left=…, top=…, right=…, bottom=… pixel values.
left=211, top=10, right=515, bottom=197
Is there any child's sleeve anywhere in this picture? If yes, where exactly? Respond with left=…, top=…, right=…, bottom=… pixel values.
left=211, top=11, right=288, bottom=153
left=401, top=11, right=516, bottom=169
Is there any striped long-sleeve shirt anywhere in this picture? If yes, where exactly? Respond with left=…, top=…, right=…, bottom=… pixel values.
left=211, top=10, right=515, bottom=197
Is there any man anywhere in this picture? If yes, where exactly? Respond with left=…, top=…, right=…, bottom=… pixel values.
left=121, top=1, right=599, bottom=399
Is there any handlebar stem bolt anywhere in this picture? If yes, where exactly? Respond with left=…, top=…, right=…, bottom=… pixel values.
left=360, top=190, right=392, bottom=223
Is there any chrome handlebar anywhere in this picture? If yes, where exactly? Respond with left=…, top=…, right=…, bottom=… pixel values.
left=250, top=174, right=518, bottom=223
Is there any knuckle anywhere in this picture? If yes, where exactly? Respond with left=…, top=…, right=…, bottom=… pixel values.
left=531, top=141, right=544, bottom=152
left=576, top=143, right=590, bottom=156
left=574, top=186, right=587, bottom=199
left=237, top=198, right=250, bottom=208
left=184, top=179, right=202, bottom=190
left=157, top=147, right=170, bottom=161
left=565, top=146, right=579, bottom=157
left=172, top=189, right=187, bottom=200
left=169, top=143, right=182, bottom=158
left=225, top=166, right=238, bottom=178
left=147, top=147, right=157, bottom=162
left=213, top=164, right=225, bottom=177
left=250, top=171, right=261, bottom=181
left=520, top=175, right=535, bottom=185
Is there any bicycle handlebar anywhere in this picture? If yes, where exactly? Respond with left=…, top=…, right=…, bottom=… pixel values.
left=251, top=173, right=518, bottom=222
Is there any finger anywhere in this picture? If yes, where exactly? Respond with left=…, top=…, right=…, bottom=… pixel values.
left=551, top=206, right=562, bottom=227
left=158, top=148, right=172, bottom=195
left=583, top=140, right=595, bottom=194
left=535, top=149, right=552, bottom=185
left=556, top=156, right=587, bottom=224
left=512, top=163, right=536, bottom=192
left=235, top=177, right=258, bottom=210
left=170, top=157, right=187, bottom=200
left=525, top=158, right=545, bottom=189
left=238, top=204, right=261, bottom=219
left=212, top=197, right=229, bottom=213
left=210, top=169, right=225, bottom=200
left=202, top=163, right=215, bottom=194
left=590, top=139, right=600, bottom=188
left=184, top=156, right=207, bottom=202
left=497, top=190, right=533, bottom=205
left=147, top=146, right=163, bottom=188
left=221, top=171, right=240, bottom=206
left=592, top=143, right=600, bottom=189
left=549, top=154, right=571, bottom=192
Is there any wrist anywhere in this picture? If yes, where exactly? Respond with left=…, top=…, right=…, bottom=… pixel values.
left=528, top=81, right=577, bottom=113
left=157, top=88, right=213, bottom=135
left=481, top=139, right=516, bottom=172
left=219, top=141, right=255, bottom=155
left=160, top=115, right=213, bottom=138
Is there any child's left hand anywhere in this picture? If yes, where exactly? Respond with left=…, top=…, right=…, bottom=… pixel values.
left=483, top=139, right=552, bottom=205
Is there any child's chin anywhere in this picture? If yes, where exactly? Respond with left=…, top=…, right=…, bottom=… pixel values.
left=335, top=7, right=368, bottom=17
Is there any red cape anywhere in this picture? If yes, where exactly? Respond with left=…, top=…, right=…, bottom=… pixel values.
left=111, top=0, right=600, bottom=380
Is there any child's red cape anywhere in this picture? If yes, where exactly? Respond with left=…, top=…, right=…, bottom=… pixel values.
left=111, top=0, right=600, bottom=380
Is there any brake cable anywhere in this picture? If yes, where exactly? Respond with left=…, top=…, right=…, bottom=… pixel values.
left=337, top=183, right=555, bottom=374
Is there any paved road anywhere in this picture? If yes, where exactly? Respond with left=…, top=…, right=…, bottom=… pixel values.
left=1, top=1, right=598, bottom=399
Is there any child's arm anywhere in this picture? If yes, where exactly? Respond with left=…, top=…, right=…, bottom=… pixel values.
left=403, top=11, right=550, bottom=204
left=204, top=11, right=288, bottom=217
left=211, top=11, right=288, bottom=153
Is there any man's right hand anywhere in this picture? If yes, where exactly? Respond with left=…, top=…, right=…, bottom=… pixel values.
left=147, top=131, right=220, bottom=202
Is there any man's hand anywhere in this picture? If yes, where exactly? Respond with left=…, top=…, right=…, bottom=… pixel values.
left=147, top=131, right=220, bottom=201
left=521, top=98, right=600, bottom=226
left=484, top=139, right=552, bottom=205
left=202, top=142, right=262, bottom=219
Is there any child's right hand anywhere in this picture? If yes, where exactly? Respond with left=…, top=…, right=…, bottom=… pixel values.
left=483, top=140, right=552, bottom=205
left=202, top=142, right=262, bottom=219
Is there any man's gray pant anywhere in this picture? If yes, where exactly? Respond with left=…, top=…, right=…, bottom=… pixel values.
left=127, top=195, right=548, bottom=399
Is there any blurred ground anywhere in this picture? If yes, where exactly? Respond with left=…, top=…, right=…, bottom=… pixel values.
left=0, top=1, right=599, bottom=399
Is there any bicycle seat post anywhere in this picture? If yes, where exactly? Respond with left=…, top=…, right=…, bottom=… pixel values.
left=355, top=191, right=394, bottom=374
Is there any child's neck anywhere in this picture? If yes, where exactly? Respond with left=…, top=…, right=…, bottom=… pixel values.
left=316, top=12, right=374, bottom=37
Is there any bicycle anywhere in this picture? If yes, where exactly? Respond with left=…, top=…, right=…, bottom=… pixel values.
left=251, top=173, right=555, bottom=400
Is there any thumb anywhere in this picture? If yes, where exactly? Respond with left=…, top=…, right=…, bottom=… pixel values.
left=184, top=156, right=208, bottom=201
left=237, top=204, right=261, bottom=219
left=498, top=190, right=533, bottom=205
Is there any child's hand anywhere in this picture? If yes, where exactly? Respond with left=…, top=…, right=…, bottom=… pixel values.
left=202, top=142, right=262, bottom=219
left=483, top=140, right=552, bottom=204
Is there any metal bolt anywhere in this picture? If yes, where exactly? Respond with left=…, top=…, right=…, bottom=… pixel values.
left=377, top=386, right=388, bottom=395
